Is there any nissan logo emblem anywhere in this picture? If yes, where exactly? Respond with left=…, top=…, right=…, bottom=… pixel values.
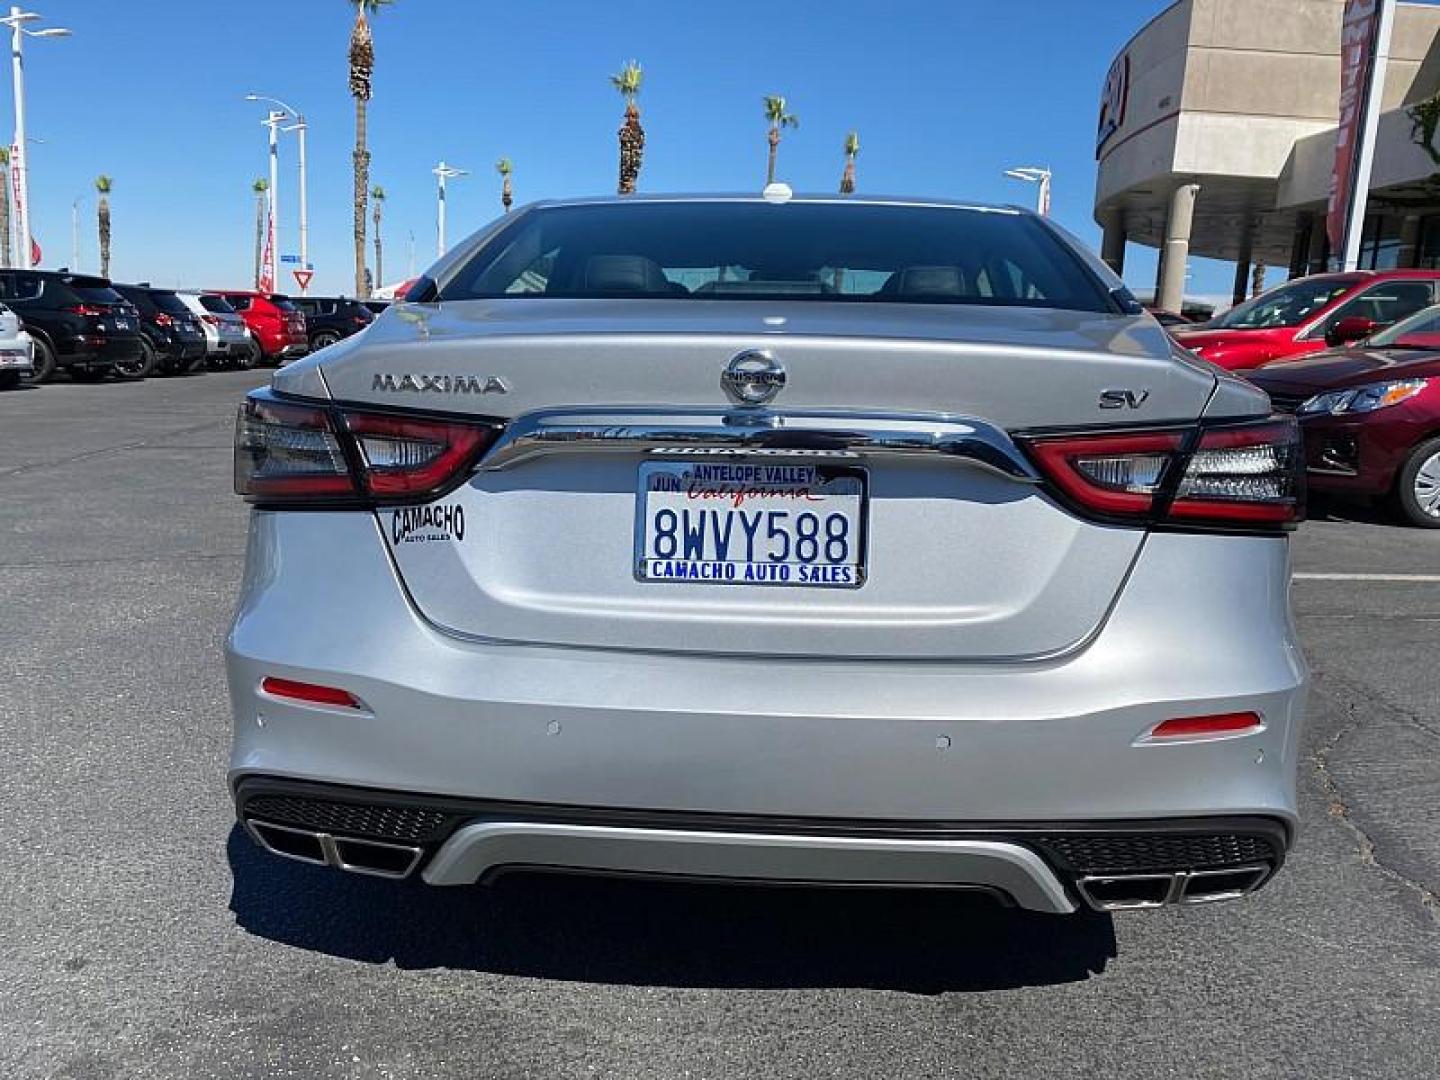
left=721, top=349, right=786, bottom=406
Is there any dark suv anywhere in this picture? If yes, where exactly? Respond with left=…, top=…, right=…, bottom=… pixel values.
left=291, top=295, right=374, bottom=350
left=114, top=284, right=208, bottom=377
left=0, top=269, right=143, bottom=381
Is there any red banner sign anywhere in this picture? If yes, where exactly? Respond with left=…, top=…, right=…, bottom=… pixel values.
left=1328, top=0, right=1383, bottom=255
left=259, top=208, right=275, bottom=293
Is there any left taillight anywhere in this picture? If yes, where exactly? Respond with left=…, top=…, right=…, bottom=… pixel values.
left=234, top=391, right=502, bottom=506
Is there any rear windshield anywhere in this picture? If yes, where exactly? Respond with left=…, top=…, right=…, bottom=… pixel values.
left=151, top=292, right=191, bottom=315
left=438, top=201, right=1112, bottom=312
left=198, top=294, right=236, bottom=314
left=267, top=295, right=299, bottom=313
left=1208, top=277, right=1360, bottom=330
left=74, top=285, right=126, bottom=305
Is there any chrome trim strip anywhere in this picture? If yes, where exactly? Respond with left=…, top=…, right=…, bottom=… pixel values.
left=478, top=407, right=1041, bottom=483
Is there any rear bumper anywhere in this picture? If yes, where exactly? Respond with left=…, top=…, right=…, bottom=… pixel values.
left=208, top=334, right=249, bottom=354
left=234, top=774, right=1289, bottom=913
left=0, top=343, right=33, bottom=375
left=156, top=335, right=206, bottom=362
left=227, top=512, right=1307, bottom=911
left=57, top=336, right=138, bottom=369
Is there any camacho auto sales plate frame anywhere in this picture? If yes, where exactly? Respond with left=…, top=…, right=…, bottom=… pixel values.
left=634, top=458, right=869, bottom=589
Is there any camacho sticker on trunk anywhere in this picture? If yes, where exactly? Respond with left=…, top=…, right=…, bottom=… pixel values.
left=391, top=503, right=466, bottom=545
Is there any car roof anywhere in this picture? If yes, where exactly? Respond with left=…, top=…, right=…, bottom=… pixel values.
left=17, top=270, right=112, bottom=286
left=1300, top=269, right=1440, bottom=284
left=515, top=192, right=1030, bottom=215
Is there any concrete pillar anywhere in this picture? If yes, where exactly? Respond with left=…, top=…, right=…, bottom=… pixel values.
left=1397, top=214, right=1423, bottom=268
left=1306, top=217, right=1328, bottom=275
left=1157, top=182, right=1200, bottom=315
left=1231, top=223, right=1254, bottom=307
left=1099, top=207, right=1127, bottom=276
left=1288, top=214, right=1311, bottom=278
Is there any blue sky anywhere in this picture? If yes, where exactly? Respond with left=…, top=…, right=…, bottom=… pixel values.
left=16, top=1, right=1204, bottom=295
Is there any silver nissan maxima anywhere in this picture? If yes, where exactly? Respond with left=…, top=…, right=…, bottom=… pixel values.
left=228, top=194, right=1307, bottom=913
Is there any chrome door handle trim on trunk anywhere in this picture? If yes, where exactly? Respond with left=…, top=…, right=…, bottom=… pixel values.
left=477, top=407, right=1041, bottom=483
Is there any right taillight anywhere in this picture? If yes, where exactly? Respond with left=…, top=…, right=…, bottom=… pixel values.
left=1022, top=416, right=1303, bottom=530
left=234, top=390, right=502, bottom=506
left=1167, top=419, right=1302, bottom=525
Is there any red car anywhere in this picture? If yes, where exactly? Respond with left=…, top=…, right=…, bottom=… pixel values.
left=1246, top=304, right=1440, bottom=527
left=209, top=291, right=308, bottom=365
left=1172, top=270, right=1440, bottom=372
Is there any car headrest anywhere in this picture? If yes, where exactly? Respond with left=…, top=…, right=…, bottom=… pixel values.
left=885, top=266, right=966, bottom=297
left=582, top=255, right=671, bottom=294
left=1384, top=282, right=1432, bottom=304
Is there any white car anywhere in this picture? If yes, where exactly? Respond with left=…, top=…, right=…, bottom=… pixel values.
left=176, top=291, right=255, bottom=369
left=0, top=301, right=34, bottom=389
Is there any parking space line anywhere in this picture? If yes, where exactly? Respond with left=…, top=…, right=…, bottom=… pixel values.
left=1293, top=573, right=1440, bottom=582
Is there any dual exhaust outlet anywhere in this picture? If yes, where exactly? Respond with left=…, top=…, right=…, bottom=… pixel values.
left=245, top=819, right=424, bottom=879
left=1075, top=865, right=1271, bottom=911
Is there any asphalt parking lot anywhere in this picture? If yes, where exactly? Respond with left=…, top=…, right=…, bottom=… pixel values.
left=1, top=371, right=1438, bottom=1079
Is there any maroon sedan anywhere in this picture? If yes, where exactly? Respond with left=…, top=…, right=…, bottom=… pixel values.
left=1247, top=305, right=1440, bottom=527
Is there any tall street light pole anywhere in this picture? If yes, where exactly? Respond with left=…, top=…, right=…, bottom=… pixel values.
left=2, top=7, right=71, bottom=270
left=70, top=193, right=79, bottom=270
left=433, top=161, right=466, bottom=258
left=246, top=93, right=308, bottom=290
left=262, top=110, right=281, bottom=291
left=1003, top=166, right=1052, bottom=216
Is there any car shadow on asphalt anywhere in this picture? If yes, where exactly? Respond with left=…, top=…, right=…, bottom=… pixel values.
left=226, top=826, right=1116, bottom=993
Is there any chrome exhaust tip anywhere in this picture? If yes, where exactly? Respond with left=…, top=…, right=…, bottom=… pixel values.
left=1176, top=865, right=1270, bottom=905
left=1075, top=872, right=1177, bottom=911
left=245, top=819, right=423, bottom=879
left=1076, top=865, right=1271, bottom=911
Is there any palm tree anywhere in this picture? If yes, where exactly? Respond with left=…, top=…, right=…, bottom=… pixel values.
left=251, top=177, right=269, bottom=288
left=349, top=0, right=392, bottom=298
left=0, top=147, right=11, bottom=267
left=495, top=157, right=514, bottom=212
left=610, top=61, right=644, bottom=195
left=762, top=95, right=799, bottom=185
left=840, top=130, right=859, bottom=194
left=94, top=175, right=113, bottom=279
left=371, top=184, right=385, bottom=288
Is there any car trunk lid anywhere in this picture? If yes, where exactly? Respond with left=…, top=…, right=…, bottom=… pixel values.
left=296, top=299, right=1223, bottom=660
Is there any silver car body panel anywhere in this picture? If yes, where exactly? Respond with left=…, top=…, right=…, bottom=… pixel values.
left=230, top=195, right=1304, bottom=911
left=278, top=301, right=1238, bottom=660
left=228, top=511, right=1302, bottom=824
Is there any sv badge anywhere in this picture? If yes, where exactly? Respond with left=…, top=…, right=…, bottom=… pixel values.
left=1098, top=388, right=1150, bottom=410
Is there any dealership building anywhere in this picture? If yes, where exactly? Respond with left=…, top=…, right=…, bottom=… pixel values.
left=1095, top=0, right=1440, bottom=310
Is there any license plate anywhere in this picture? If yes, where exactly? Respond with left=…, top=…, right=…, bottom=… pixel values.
left=113, top=318, right=130, bottom=329
left=0, top=351, right=28, bottom=367
left=635, top=459, right=867, bottom=588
